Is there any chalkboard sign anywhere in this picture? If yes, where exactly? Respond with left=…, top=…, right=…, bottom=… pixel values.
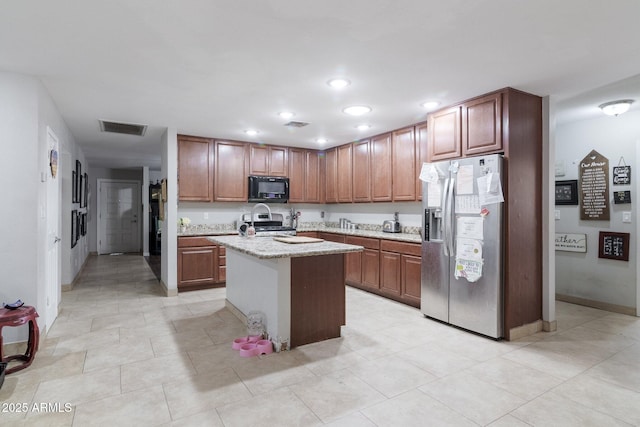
left=598, top=231, right=630, bottom=261
left=613, top=190, right=631, bottom=204
left=613, top=166, right=631, bottom=185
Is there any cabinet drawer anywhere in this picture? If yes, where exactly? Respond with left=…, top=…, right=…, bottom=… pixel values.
left=319, top=232, right=345, bottom=243
left=219, top=246, right=226, bottom=256
left=178, top=236, right=215, bottom=247
left=380, top=240, right=421, bottom=256
left=345, top=236, right=379, bottom=250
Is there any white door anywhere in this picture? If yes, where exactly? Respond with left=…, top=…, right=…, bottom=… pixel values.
left=98, top=180, right=141, bottom=254
left=45, top=127, right=61, bottom=330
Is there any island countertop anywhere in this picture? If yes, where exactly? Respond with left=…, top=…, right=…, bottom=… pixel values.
left=207, top=235, right=363, bottom=259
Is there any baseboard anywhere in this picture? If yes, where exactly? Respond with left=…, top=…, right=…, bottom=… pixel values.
left=225, top=299, right=247, bottom=325
left=543, top=320, right=557, bottom=332
left=160, top=279, right=177, bottom=297
left=62, top=254, right=92, bottom=292
left=509, top=319, right=543, bottom=341
left=556, top=293, right=636, bottom=316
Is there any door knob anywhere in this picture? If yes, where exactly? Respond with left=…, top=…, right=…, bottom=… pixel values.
left=54, top=236, right=61, bottom=243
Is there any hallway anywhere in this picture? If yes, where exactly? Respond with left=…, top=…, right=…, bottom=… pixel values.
left=2, top=254, right=640, bottom=426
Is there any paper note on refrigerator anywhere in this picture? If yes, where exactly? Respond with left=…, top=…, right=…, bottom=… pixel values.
left=454, top=258, right=483, bottom=282
left=456, top=238, right=483, bottom=261
left=455, top=195, right=481, bottom=214
left=456, top=216, right=484, bottom=240
left=456, top=164, right=474, bottom=194
left=427, top=181, right=442, bottom=207
left=477, top=173, right=504, bottom=205
left=420, top=164, right=441, bottom=183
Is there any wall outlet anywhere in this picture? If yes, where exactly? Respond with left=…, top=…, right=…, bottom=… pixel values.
left=203, top=212, right=209, bottom=220
left=622, top=211, right=631, bottom=223
left=554, top=210, right=560, bottom=220
left=320, top=211, right=325, bottom=218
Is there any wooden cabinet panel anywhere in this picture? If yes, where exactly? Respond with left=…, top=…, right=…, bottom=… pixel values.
left=249, top=145, right=288, bottom=176
left=345, top=251, right=361, bottom=284
left=214, top=141, right=248, bottom=201
left=296, top=231, right=319, bottom=238
left=177, top=135, right=213, bottom=202
left=305, top=150, right=322, bottom=203
left=401, top=254, right=422, bottom=306
left=428, top=106, right=462, bottom=161
left=352, top=140, right=371, bottom=202
left=380, top=251, right=401, bottom=296
left=218, top=246, right=226, bottom=283
left=324, top=148, right=338, bottom=203
left=319, top=232, right=345, bottom=243
left=362, top=248, right=380, bottom=289
left=392, top=126, right=416, bottom=201
left=345, top=236, right=379, bottom=250
left=371, top=133, right=393, bottom=202
left=337, top=144, right=353, bottom=202
left=462, top=92, right=503, bottom=156
left=380, top=240, right=421, bottom=257
left=415, top=122, right=428, bottom=201
left=178, top=245, right=217, bottom=289
left=288, top=148, right=305, bottom=202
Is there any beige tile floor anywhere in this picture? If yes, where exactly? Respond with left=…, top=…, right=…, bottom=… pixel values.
left=2, top=254, right=640, bottom=426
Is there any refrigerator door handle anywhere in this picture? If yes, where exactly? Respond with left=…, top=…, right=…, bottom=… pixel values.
left=441, top=178, right=451, bottom=256
left=446, top=177, right=456, bottom=256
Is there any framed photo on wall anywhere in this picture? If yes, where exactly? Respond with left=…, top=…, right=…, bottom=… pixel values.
left=71, top=209, right=78, bottom=248
left=555, top=180, right=578, bottom=205
left=72, top=171, right=78, bottom=203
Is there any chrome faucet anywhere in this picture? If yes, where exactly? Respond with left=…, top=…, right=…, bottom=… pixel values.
left=251, top=203, right=272, bottom=225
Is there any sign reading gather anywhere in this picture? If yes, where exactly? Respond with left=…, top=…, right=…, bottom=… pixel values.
left=555, top=233, right=587, bottom=253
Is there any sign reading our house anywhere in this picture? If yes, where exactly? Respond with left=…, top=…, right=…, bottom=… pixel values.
left=555, top=233, right=587, bottom=252
left=580, top=150, right=610, bottom=220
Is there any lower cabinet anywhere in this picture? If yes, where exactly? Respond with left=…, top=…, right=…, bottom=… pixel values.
left=177, top=236, right=226, bottom=291
left=380, top=240, right=422, bottom=307
left=345, top=236, right=380, bottom=290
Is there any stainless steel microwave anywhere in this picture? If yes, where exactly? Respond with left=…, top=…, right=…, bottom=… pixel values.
left=248, top=176, right=289, bottom=203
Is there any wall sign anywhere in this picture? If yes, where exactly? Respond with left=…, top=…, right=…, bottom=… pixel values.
left=555, top=180, right=578, bottom=205
left=598, top=231, right=630, bottom=261
left=580, top=150, right=610, bottom=220
left=613, top=190, right=631, bottom=204
left=555, top=233, right=587, bottom=252
left=613, top=157, right=631, bottom=185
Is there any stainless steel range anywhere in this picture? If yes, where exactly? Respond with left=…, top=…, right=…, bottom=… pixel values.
left=238, top=212, right=296, bottom=236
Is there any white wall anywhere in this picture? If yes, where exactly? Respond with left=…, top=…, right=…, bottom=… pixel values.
left=161, top=128, right=178, bottom=295
left=0, top=72, right=85, bottom=342
left=555, top=110, right=640, bottom=310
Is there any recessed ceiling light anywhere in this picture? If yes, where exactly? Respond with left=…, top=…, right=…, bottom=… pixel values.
left=342, top=105, right=372, bottom=116
left=316, top=138, right=328, bottom=144
left=421, top=101, right=440, bottom=110
left=356, top=124, right=371, bottom=131
left=327, top=78, right=351, bottom=89
left=244, top=129, right=259, bottom=136
left=278, top=111, right=295, bottom=119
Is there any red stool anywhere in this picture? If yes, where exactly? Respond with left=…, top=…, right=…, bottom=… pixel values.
left=0, top=305, right=39, bottom=374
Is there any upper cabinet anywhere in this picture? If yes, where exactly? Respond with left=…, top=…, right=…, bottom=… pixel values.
left=462, top=92, right=502, bottom=156
left=177, top=135, right=213, bottom=202
left=427, top=90, right=504, bottom=161
left=415, top=122, right=428, bottom=201
left=289, top=148, right=323, bottom=203
left=337, top=144, right=353, bottom=203
left=371, top=133, right=392, bottom=202
left=427, top=106, right=462, bottom=161
left=352, top=140, right=371, bottom=202
left=324, top=148, right=338, bottom=203
left=249, top=144, right=288, bottom=177
left=392, top=126, right=416, bottom=201
left=214, top=140, right=248, bottom=202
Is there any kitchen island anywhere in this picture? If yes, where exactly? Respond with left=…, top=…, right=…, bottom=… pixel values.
left=207, top=235, right=363, bottom=350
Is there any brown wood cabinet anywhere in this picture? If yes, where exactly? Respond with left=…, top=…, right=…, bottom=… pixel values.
left=462, top=92, right=502, bottom=156
left=392, top=126, right=417, bottom=201
left=324, top=148, right=338, bottom=203
left=177, top=135, right=213, bottom=202
left=352, top=140, right=371, bottom=202
left=345, top=236, right=380, bottom=290
left=249, top=144, right=288, bottom=177
left=427, top=106, right=462, bottom=161
left=214, top=140, right=248, bottom=201
left=318, top=232, right=344, bottom=243
left=177, top=236, right=225, bottom=291
left=379, top=240, right=422, bottom=307
left=337, top=144, right=353, bottom=202
left=415, top=122, right=428, bottom=201
left=289, top=149, right=323, bottom=203
left=371, top=133, right=393, bottom=202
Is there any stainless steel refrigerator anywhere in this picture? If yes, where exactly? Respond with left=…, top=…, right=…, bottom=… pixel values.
left=420, top=154, right=504, bottom=339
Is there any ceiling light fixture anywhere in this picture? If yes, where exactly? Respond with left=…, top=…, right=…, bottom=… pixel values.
left=598, top=99, right=634, bottom=116
left=316, top=138, right=328, bottom=144
left=278, top=111, right=295, bottom=119
left=421, top=101, right=440, bottom=110
left=356, top=124, right=371, bottom=131
left=327, top=78, right=351, bottom=89
left=342, top=105, right=372, bottom=116
left=244, top=129, right=259, bottom=136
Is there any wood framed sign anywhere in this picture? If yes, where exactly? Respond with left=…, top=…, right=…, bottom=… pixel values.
left=555, top=233, right=587, bottom=252
left=598, top=231, right=630, bottom=261
left=580, top=150, right=610, bottom=220
left=613, top=165, right=631, bottom=185
left=613, top=190, right=631, bottom=204
left=555, top=180, right=578, bottom=205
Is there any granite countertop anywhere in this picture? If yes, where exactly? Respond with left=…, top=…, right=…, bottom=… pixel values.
left=207, top=235, right=364, bottom=259
left=179, top=223, right=421, bottom=244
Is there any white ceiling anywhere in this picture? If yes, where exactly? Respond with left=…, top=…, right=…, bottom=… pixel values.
left=1, top=1, right=639, bottom=170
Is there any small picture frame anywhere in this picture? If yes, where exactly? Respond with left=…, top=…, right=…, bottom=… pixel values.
left=555, top=180, right=578, bottom=205
left=71, top=210, right=78, bottom=248
left=72, top=171, right=78, bottom=203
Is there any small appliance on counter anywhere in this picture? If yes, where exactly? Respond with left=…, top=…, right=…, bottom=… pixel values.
left=383, top=212, right=401, bottom=233
left=238, top=212, right=296, bottom=236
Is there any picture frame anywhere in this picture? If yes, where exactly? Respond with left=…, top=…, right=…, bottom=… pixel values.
left=71, top=210, right=78, bottom=248
left=555, top=180, right=578, bottom=205
left=81, top=213, right=87, bottom=236
left=72, top=171, right=78, bottom=203
left=75, top=160, right=82, bottom=203
left=598, top=231, right=630, bottom=261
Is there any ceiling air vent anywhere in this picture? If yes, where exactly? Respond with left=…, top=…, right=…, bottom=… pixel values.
left=284, top=121, right=310, bottom=128
left=99, top=120, right=148, bottom=136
